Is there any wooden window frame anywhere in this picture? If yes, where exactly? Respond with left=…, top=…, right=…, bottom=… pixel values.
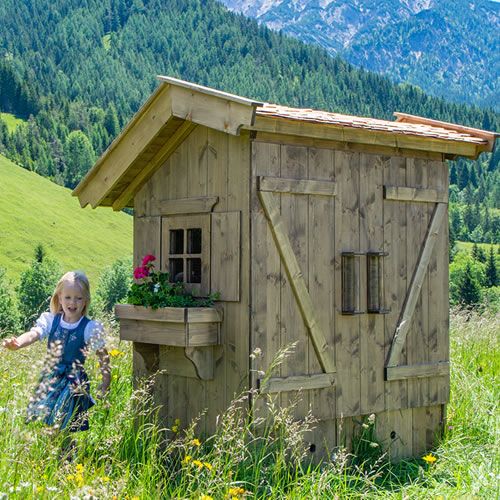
left=161, top=214, right=211, bottom=296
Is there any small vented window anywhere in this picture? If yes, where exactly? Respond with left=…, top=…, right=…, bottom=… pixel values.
left=367, top=252, right=389, bottom=314
left=341, top=252, right=364, bottom=314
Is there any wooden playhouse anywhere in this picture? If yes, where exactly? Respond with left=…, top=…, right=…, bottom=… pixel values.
left=74, top=76, right=497, bottom=460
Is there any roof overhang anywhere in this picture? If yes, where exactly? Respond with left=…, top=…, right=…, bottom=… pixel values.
left=74, top=77, right=498, bottom=210
left=73, top=76, right=263, bottom=210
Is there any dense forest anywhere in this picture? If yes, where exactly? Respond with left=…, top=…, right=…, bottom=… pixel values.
left=0, top=0, right=498, bottom=243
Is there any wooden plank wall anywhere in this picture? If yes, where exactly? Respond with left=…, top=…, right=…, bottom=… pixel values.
left=134, top=125, right=250, bottom=435
left=250, top=140, right=449, bottom=457
left=250, top=142, right=337, bottom=456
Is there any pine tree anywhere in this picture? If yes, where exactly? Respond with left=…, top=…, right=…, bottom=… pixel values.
left=63, top=130, right=95, bottom=188
left=458, top=261, right=482, bottom=307
left=450, top=163, right=458, bottom=185
left=471, top=243, right=486, bottom=262
left=485, top=246, right=498, bottom=287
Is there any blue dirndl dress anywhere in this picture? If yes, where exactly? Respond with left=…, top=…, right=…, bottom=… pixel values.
left=26, top=314, right=95, bottom=432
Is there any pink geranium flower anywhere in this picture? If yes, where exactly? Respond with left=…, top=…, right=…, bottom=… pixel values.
left=142, top=254, right=156, bottom=266
left=133, top=266, right=149, bottom=280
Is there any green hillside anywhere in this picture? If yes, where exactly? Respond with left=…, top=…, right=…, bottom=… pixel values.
left=0, top=154, right=132, bottom=284
left=0, top=112, right=24, bottom=132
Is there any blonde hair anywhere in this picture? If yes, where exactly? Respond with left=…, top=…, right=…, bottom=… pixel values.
left=50, top=271, right=91, bottom=316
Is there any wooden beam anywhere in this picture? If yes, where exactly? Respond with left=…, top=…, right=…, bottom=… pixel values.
left=74, top=84, right=173, bottom=208
left=387, top=203, right=447, bottom=367
left=258, top=176, right=337, bottom=196
left=169, top=85, right=258, bottom=136
left=252, top=131, right=445, bottom=161
left=394, top=112, right=497, bottom=152
left=157, top=196, right=219, bottom=215
left=249, top=116, right=479, bottom=158
left=384, top=186, right=448, bottom=203
left=385, top=362, right=450, bottom=381
left=259, top=373, right=336, bottom=394
left=112, top=121, right=197, bottom=211
left=157, top=75, right=264, bottom=108
left=258, top=190, right=336, bottom=373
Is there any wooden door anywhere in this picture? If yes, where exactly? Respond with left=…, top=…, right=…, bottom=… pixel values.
left=250, top=142, right=337, bottom=436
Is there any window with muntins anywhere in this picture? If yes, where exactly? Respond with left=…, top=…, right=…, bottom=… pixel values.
left=162, top=215, right=210, bottom=296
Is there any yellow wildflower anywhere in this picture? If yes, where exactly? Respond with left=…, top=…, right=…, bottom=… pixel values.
left=174, top=418, right=181, bottom=425
left=200, top=496, right=213, bottom=500
left=102, top=476, right=111, bottom=483
left=75, top=463, right=84, bottom=473
left=203, top=462, right=213, bottom=471
left=190, top=438, right=201, bottom=447
left=36, top=485, right=44, bottom=493
left=109, top=349, right=124, bottom=358
left=171, top=425, right=179, bottom=433
left=182, top=455, right=192, bottom=465
left=422, top=453, right=437, bottom=465
left=192, top=459, right=204, bottom=469
left=42, top=474, right=48, bottom=480
left=66, top=474, right=75, bottom=481
left=75, top=473, right=84, bottom=487
left=228, top=487, right=246, bottom=496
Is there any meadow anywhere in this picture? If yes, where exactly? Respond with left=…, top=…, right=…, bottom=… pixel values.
left=0, top=309, right=498, bottom=499
left=0, top=154, right=132, bottom=284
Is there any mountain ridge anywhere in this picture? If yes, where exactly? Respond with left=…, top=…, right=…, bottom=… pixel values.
left=220, top=0, right=500, bottom=109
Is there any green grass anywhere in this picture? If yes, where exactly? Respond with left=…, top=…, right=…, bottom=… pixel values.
left=456, top=241, right=499, bottom=253
left=0, top=113, right=25, bottom=132
left=0, top=310, right=497, bottom=498
left=0, top=154, right=132, bottom=285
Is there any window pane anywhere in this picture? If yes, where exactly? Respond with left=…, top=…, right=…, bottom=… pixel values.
left=169, top=258, right=184, bottom=282
left=187, top=228, right=202, bottom=254
left=187, top=258, right=202, bottom=283
left=170, top=229, right=184, bottom=254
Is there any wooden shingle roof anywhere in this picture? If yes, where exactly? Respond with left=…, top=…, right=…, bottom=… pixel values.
left=257, top=104, right=493, bottom=147
left=73, top=76, right=498, bottom=210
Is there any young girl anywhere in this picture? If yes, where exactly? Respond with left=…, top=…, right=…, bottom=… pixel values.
left=2, top=271, right=110, bottom=433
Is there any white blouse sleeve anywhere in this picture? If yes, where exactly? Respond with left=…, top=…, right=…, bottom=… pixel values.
left=84, top=321, right=106, bottom=351
left=33, top=312, right=55, bottom=341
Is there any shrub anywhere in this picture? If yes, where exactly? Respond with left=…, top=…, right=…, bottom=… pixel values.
left=0, top=267, right=20, bottom=336
left=17, top=246, right=61, bottom=329
left=94, top=257, right=133, bottom=313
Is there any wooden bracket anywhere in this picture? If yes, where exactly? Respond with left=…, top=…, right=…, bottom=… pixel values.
left=185, top=346, right=215, bottom=380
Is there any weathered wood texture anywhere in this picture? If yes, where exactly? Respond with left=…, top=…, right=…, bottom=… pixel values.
left=134, top=126, right=250, bottom=435
left=250, top=141, right=449, bottom=427
left=131, top=130, right=449, bottom=458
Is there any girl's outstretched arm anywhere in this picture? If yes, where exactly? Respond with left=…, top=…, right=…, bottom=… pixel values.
left=96, top=348, right=111, bottom=398
left=2, top=329, right=40, bottom=350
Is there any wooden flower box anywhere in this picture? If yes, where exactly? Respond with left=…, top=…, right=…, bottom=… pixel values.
left=114, top=304, right=222, bottom=347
